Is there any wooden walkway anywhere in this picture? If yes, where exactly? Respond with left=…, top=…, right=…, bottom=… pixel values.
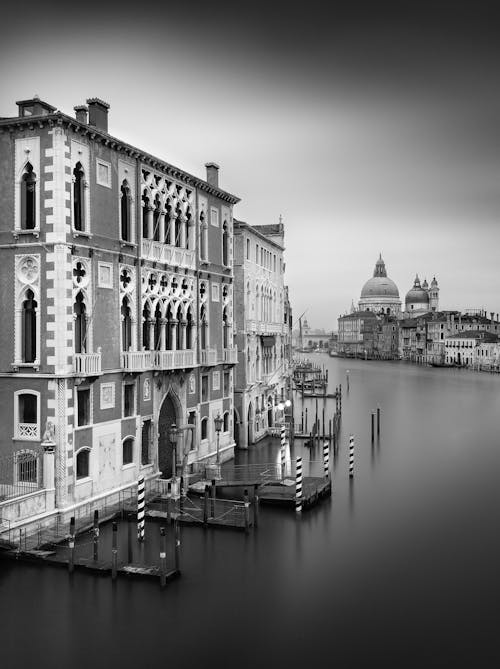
left=258, top=476, right=331, bottom=509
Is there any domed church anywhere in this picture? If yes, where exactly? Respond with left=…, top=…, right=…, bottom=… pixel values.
left=358, top=254, right=401, bottom=316
left=405, top=275, right=439, bottom=314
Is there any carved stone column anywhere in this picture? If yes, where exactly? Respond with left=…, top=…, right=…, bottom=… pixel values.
left=160, top=318, right=168, bottom=350
left=170, top=319, right=178, bottom=351
left=179, top=319, right=187, bottom=350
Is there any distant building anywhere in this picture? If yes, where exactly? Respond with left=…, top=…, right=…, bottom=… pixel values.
left=233, top=219, right=290, bottom=448
left=337, top=311, right=379, bottom=358
left=292, top=317, right=331, bottom=350
left=358, top=255, right=401, bottom=315
left=404, top=275, right=439, bottom=315
left=445, top=331, right=500, bottom=369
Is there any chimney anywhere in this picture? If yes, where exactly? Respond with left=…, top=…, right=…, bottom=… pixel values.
left=491, top=312, right=494, bottom=324
left=205, top=162, right=219, bottom=188
left=74, top=105, right=88, bottom=124
left=86, top=97, right=110, bottom=133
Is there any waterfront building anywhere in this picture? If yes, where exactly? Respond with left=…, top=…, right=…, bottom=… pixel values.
left=337, top=310, right=379, bottom=358
left=0, top=96, right=239, bottom=524
left=292, top=317, right=332, bottom=350
left=444, top=331, right=499, bottom=368
left=358, top=254, right=401, bottom=315
left=233, top=219, right=290, bottom=448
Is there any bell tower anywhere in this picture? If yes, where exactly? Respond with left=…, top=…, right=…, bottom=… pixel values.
left=429, top=277, right=439, bottom=311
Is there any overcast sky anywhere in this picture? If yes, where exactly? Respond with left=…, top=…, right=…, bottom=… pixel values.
left=2, top=1, right=499, bottom=330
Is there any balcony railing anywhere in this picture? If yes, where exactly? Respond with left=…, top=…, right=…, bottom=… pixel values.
left=245, top=320, right=283, bottom=335
left=154, top=350, right=195, bottom=370
left=121, top=350, right=154, bottom=372
left=73, top=351, right=102, bottom=376
left=223, top=347, right=238, bottom=364
left=142, top=240, right=196, bottom=271
left=199, top=348, right=217, bottom=365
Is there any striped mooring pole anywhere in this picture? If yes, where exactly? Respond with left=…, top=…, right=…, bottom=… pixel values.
left=137, top=475, right=145, bottom=541
left=280, top=423, right=286, bottom=479
left=323, top=441, right=330, bottom=479
left=349, top=434, right=354, bottom=478
left=295, top=456, right=303, bottom=513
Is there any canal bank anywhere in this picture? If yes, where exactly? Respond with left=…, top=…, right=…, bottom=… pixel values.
left=1, top=355, right=499, bottom=668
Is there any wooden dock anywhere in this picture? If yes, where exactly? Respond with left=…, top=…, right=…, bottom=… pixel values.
left=258, top=476, right=331, bottom=509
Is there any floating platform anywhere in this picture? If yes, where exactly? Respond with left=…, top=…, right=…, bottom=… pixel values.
left=258, top=476, right=332, bottom=510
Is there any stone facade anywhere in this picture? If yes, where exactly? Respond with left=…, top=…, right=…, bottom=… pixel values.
left=0, top=96, right=240, bottom=518
left=233, top=219, right=291, bottom=448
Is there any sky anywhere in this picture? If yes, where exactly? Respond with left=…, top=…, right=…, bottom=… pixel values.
left=1, top=1, right=499, bottom=330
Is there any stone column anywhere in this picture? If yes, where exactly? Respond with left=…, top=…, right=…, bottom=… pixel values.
left=170, top=319, right=178, bottom=351
left=41, top=431, right=56, bottom=512
left=146, top=206, right=154, bottom=240
left=160, top=318, right=167, bottom=350
left=158, top=212, right=165, bottom=245
left=179, top=319, right=187, bottom=350
left=179, top=215, right=187, bottom=248
left=169, top=215, right=176, bottom=246
left=148, top=318, right=155, bottom=351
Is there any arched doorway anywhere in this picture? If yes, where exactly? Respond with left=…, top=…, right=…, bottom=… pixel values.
left=247, top=401, right=254, bottom=446
left=158, top=393, right=177, bottom=478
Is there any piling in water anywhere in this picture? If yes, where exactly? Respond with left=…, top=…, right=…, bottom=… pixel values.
left=111, top=522, right=118, bottom=580
left=68, top=516, right=75, bottom=574
left=93, top=509, right=99, bottom=562
left=159, top=527, right=167, bottom=587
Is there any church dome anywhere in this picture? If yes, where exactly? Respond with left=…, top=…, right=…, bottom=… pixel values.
left=405, top=275, right=429, bottom=305
left=360, top=255, right=399, bottom=299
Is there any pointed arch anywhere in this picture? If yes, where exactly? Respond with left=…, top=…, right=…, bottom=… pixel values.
left=73, top=161, right=85, bottom=231
left=120, top=179, right=132, bottom=242
left=21, top=162, right=36, bottom=230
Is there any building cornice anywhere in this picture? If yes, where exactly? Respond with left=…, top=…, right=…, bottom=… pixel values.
left=234, top=219, right=285, bottom=251
left=0, top=112, right=240, bottom=205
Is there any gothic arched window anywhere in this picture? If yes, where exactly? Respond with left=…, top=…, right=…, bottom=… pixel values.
left=120, top=180, right=131, bottom=242
left=222, top=222, right=229, bottom=266
left=121, top=297, right=132, bottom=352
left=22, top=289, right=37, bottom=363
left=21, top=163, right=36, bottom=230
left=74, top=291, right=87, bottom=354
left=142, top=302, right=152, bottom=350
left=73, top=162, right=85, bottom=231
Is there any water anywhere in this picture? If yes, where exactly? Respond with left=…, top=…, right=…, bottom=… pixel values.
left=1, top=355, right=499, bottom=668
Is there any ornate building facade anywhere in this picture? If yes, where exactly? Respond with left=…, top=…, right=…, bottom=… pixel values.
left=233, top=219, right=291, bottom=448
left=0, top=96, right=239, bottom=523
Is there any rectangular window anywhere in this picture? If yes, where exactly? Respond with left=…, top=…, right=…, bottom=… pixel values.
left=16, top=392, right=39, bottom=440
left=98, top=262, right=113, bottom=289
left=223, top=371, right=230, bottom=396
left=188, top=411, right=196, bottom=450
left=201, top=375, right=209, bottom=402
left=123, top=383, right=135, bottom=417
left=141, top=419, right=151, bottom=465
left=77, top=388, right=90, bottom=426
left=255, top=245, right=259, bottom=263
left=212, top=371, right=220, bottom=390
left=96, top=159, right=111, bottom=188
left=246, top=239, right=250, bottom=260
left=100, top=382, right=115, bottom=410
left=210, top=207, right=219, bottom=227
left=211, top=283, right=220, bottom=302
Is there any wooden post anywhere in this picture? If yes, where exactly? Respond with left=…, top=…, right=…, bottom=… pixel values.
left=93, top=509, right=99, bottom=562
left=253, top=484, right=259, bottom=528
left=111, top=521, right=118, bottom=580
left=137, top=475, right=145, bottom=541
left=305, top=407, right=308, bottom=433
left=301, top=410, right=304, bottom=433
left=323, top=441, right=330, bottom=479
left=68, top=516, right=75, bottom=574
left=329, top=419, right=332, bottom=443
left=371, top=412, right=375, bottom=443
left=127, top=513, right=133, bottom=564
left=280, top=423, right=286, bottom=480
left=243, top=488, right=250, bottom=533
left=322, top=405, right=325, bottom=440
left=174, top=519, right=180, bottom=573
left=159, top=527, right=167, bottom=588
left=203, top=484, right=209, bottom=526
left=377, top=407, right=381, bottom=436
left=295, top=456, right=303, bottom=513
left=349, top=435, right=354, bottom=478
left=179, top=477, right=184, bottom=515
left=211, top=479, right=216, bottom=518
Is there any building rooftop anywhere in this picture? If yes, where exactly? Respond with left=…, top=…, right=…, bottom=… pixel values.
left=445, top=330, right=499, bottom=342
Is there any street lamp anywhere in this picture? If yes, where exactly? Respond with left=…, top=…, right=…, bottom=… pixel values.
left=214, top=413, right=223, bottom=477
left=169, top=423, right=179, bottom=482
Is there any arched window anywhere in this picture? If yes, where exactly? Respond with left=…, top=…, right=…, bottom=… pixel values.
left=174, top=207, right=182, bottom=248
left=222, top=221, right=229, bottom=266
left=153, top=195, right=161, bottom=242
left=201, top=417, right=208, bottom=440
left=74, top=291, right=87, bottom=354
left=223, top=412, right=229, bottom=433
left=73, top=162, right=85, bottom=231
left=154, top=303, right=162, bottom=350
left=186, top=307, right=193, bottom=349
left=142, top=191, right=150, bottom=239
left=76, top=449, right=90, bottom=479
left=142, top=303, right=152, bottom=350
left=122, top=437, right=134, bottom=465
left=15, top=391, right=39, bottom=440
left=199, top=211, right=207, bottom=260
left=200, top=304, right=207, bottom=350
left=22, top=289, right=37, bottom=363
left=21, top=163, right=36, bottom=230
left=120, top=180, right=131, bottom=242
left=121, top=297, right=132, bottom=352
left=223, top=306, right=229, bottom=349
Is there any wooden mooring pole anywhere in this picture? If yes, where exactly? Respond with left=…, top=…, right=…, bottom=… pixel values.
left=295, top=456, right=303, bottom=514
left=127, top=513, right=133, bottom=564
left=93, top=509, right=99, bottom=562
left=159, top=527, right=167, bottom=587
left=203, top=485, right=209, bottom=526
left=111, top=521, right=118, bottom=580
left=371, top=412, right=375, bottom=443
left=174, top=519, right=181, bottom=573
left=68, top=516, right=75, bottom=574
left=211, top=480, right=216, bottom=518
left=377, top=407, right=381, bottom=436
left=349, top=435, right=354, bottom=478
left=244, top=488, right=250, bottom=533
left=137, top=475, right=145, bottom=541
left=253, top=484, right=259, bottom=528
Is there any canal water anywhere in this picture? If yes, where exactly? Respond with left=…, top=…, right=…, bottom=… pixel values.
left=1, top=355, right=499, bottom=667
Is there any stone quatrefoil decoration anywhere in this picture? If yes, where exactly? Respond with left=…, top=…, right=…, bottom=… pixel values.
left=19, top=256, right=39, bottom=283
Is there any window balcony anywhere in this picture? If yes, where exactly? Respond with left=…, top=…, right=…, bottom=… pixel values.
left=199, top=348, right=217, bottom=365
left=223, top=347, right=238, bottom=364
left=121, top=350, right=154, bottom=372
left=154, top=349, right=195, bottom=370
left=261, top=322, right=283, bottom=335
left=141, top=240, right=196, bottom=271
left=73, top=351, right=102, bottom=376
